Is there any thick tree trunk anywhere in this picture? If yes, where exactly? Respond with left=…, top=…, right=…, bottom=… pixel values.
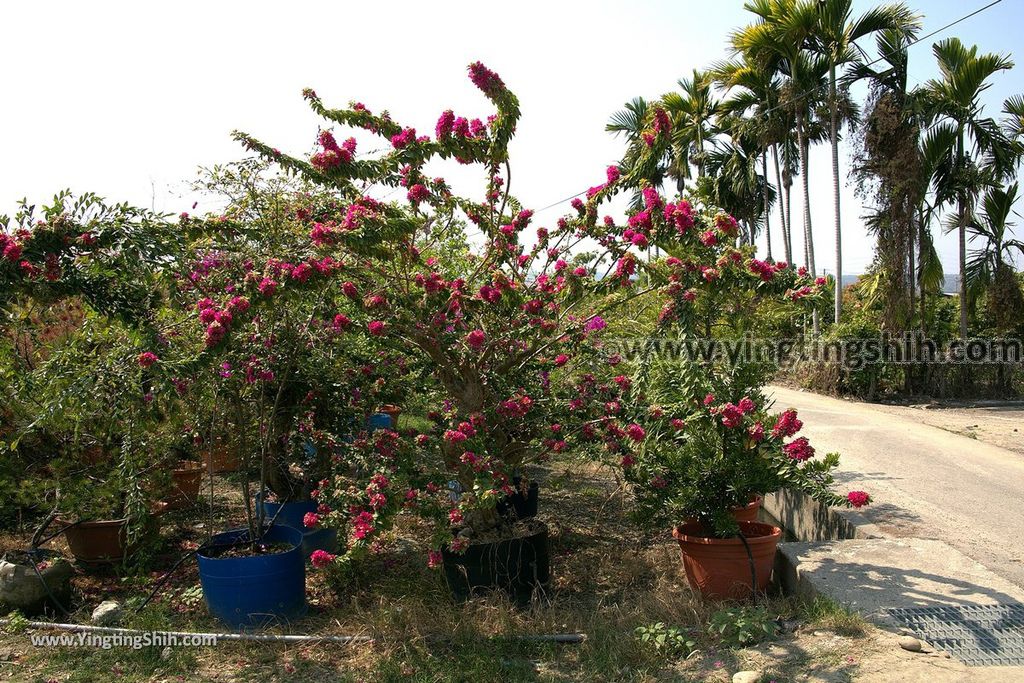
left=829, top=64, right=842, bottom=324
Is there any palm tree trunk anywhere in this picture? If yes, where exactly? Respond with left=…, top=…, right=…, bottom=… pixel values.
left=957, top=129, right=969, bottom=340
left=908, top=225, right=916, bottom=325
left=907, top=225, right=917, bottom=394
left=829, top=63, right=842, bottom=324
left=797, top=114, right=819, bottom=335
left=919, top=209, right=927, bottom=335
left=797, top=117, right=816, bottom=275
left=958, top=202, right=969, bottom=338
left=772, top=144, right=791, bottom=263
left=762, top=151, right=772, bottom=260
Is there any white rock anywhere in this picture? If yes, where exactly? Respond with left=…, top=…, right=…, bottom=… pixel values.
left=733, top=672, right=762, bottom=683
left=91, top=600, right=122, bottom=626
left=898, top=635, right=922, bottom=652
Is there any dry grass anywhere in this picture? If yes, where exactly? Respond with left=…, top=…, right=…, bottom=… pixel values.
left=1, top=458, right=873, bottom=682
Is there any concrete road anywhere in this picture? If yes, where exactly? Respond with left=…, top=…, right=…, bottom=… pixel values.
left=766, top=385, right=1024, bottom=589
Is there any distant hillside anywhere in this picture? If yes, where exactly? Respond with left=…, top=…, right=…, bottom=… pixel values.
left=840, top=273, right=960, bottom=295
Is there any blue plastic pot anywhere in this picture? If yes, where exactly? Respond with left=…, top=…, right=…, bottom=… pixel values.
left=257, top=495, right=338, bottom=558
left=367, top=412, right=394, bottom=431
left=197, top=525, right=307, bottom=628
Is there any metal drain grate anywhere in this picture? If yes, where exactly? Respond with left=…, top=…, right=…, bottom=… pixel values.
left=886, top=604, right=1024, bottom=666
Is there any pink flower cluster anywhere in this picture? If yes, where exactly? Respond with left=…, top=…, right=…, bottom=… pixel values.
left=390, top=127, right=417, bottom=149
left=137, top=352, right=158, bottom=368
left=663, top=200, right=695, bottom=234
left=309, top=221, right=341, bottom=247
left=310, top=130, right=356, bottom=172
left=748, top=258, right=780, bottom=282
left=466, top=329, right=485, bottom=350
left=435, top=110, right=455, bottom=139
left=715, top=213, right=739, bottom=237
left=1, top=234, right=23, bottom=262
left=847, top=491, right=870, bottom=508
left=197, top=295, right=250, bottom=347
left=652, top=107, right=671, bottom=137
left=783, top=436, right=815, bottom=461
left=310, top=549, right=335, bottom=568
left=435, top=109, right=486, bottom=141
left=626, top=423, right=646, bottom=442
left=407, top=183, right=430, bottom=204
left=468, top=61, right=505, bottom=98
left=718, top=403, right=744, bottom=428
left=351, top=510, right=375, bottom=541
left=497, top=393, right=533, bottom=419
left=789, top=285, right=814, bottom=301
left=771, top=409, right=802, bottom=439
left=748, top=422, right=765, bottom=442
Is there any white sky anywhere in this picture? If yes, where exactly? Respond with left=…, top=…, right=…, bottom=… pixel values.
left=3, top=0, right=1022, bottom=277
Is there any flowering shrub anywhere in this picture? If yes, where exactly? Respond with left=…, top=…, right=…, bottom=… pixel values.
left=620, top=364, right=868, bottom=536
left=155, top=161, right=424, bottom=551
left=0, top=191, right=180, bottom=325
left=1, top=192, right=187, bottom=536
left=231, top=63, right=652, bottom=563
left=5, top=314, right=177, bottom=538
left=590, top=157, right=867, bottom=536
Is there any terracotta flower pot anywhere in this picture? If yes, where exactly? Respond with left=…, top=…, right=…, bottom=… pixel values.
left=81, top=445, right=110, bottom=466
left=163, top=461, right=205, bottom=510
left=672, top=520, right=781, bottom=600
left=201, top=443, right=240, bottom=473
left=731, top=494, right=763, bottom=523
left=682, top=494, right=763, bottom=527
left=62, top=518, right=131, bottom=565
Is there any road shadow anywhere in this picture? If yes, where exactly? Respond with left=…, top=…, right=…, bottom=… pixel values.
left=784, top=555, right=1024, bottom=658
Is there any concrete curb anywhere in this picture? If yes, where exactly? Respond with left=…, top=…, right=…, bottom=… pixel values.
left=762, top=489, right=884, bottom=543
left=766, top=488, right=1024, bottom=629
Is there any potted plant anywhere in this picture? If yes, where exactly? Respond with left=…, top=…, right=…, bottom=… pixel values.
left=18, top=322, right=167, bottom=566
left=596, top=168, right=869, bottom=598
left=1, top=193, right=188, bottom=564
left=162, top=160, right=420, bottom=623
left=153, top=434, right=207, bottom=511
left=623, top=372, right=869, bottom=598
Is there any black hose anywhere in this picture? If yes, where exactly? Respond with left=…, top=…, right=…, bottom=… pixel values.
left=35, top=519, right=84, bottom=548
left=736, top=528, right=757, bottom=605
left=12, top=514, right=76, bottom=617
left=29, top=552, right=72, bottom=617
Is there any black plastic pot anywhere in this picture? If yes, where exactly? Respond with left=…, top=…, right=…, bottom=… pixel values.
left=495, top=477, right=539, bottom=520
left=442, top=521, right=550, bottom=602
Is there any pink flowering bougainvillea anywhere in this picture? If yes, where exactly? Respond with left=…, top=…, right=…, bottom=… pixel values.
left=227, top=59, right=863, bottom=559
left=231, top=62, right=656, bottom=568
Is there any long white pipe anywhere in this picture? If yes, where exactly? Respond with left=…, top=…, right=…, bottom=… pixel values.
left=0, top=619, right=586, bottom=644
